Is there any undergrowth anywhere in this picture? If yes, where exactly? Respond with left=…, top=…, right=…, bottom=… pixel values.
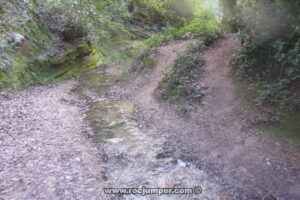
left=231, top=25, right=299, bottom=117
left=229, top=0, right=300, bottom=123
left=146, top=17, right=222, bottom=47
left=157, top=41, right=208, bottom=106
left=130, top=48, right=158, bottom=72
left=0, top=0, right=221, bottom=91
left=119, top=47, right=158, bottom=82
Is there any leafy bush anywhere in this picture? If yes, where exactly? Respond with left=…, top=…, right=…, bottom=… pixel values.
left=157, top=42, right=208, bottom=104
left=130, top=48, right=157, bottom=72
left=145, top=8, right=221, bottom=47
left=128, top=0, right=194, bottom=28
left=231, top=0, right=300, bottom=112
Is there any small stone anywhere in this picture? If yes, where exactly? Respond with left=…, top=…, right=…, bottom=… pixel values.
left=5, top=32, right=26, bottom=46
left=177, top=160, right=187, bottom=167
left=202, top=101, right=208, bottom=105
left=75, top=157, right=81, bottom=162
left=165, top=181, right=175, bottom=188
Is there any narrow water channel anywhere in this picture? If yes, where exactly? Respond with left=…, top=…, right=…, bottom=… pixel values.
left=75, top=65, right=221, bottom=200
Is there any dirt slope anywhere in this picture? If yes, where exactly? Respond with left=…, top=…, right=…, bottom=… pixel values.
left=114, top=35, right=300, bottom=199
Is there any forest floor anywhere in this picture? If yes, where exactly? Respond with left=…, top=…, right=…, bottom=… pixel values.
left=0, top=35, right=300, bottom=200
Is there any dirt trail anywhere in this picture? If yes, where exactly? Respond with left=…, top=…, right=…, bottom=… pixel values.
left=85, top=40, right=225, bottom=200
left=0, top=81, right=107, bottom=200
left=1, top=35, right=300, bottom=200
left=115, top=35, right=300, bottom=199
left=137, top=40, right=196, bottom=107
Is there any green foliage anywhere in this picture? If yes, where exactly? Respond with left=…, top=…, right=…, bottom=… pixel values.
left=0, top=0, right=51, bottom=68
left=37, top=0, right=132, bottom=53
left=1, top=43, right=101, bottom=90
left=117, top=46, right=157, bottom=82
left=157, top=42, right=208, bottom=104
left=0, top=0, right=131, bottom=90
left=0, top=0, right=222, bottom=91
left=146, top=22, right=221, bottom=47
left=129, top=0, right=194, bottom=27
left=220, top=0, right=238, bottom=32
left=231, top=0, right=300, bottom=112
left=176, top=104, right=190, bottom=116
left=130, top=48, right=157, bottom=72
left=145, top=8, right=221, bottom=47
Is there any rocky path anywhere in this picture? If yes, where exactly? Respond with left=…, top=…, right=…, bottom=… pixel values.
left=1, top=35, right=300, bottom=200
left=79, top=40, right=223, bottom=200
left=0, top=81, right=106, bottom=200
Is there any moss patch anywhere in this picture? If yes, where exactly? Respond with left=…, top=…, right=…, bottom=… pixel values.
left=49, top=43, right=102, bottom=79
left=0, top=43, right=102, bottom=90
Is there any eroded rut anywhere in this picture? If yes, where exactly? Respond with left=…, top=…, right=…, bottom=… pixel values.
left=1, top=36, right=300, bottom=200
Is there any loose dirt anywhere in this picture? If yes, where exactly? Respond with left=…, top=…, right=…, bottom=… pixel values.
left=113, top=35, right=300, bottom=199
left=0, top=81, right=107, bottom=200
left=1, top=35, right=300, bottom=200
